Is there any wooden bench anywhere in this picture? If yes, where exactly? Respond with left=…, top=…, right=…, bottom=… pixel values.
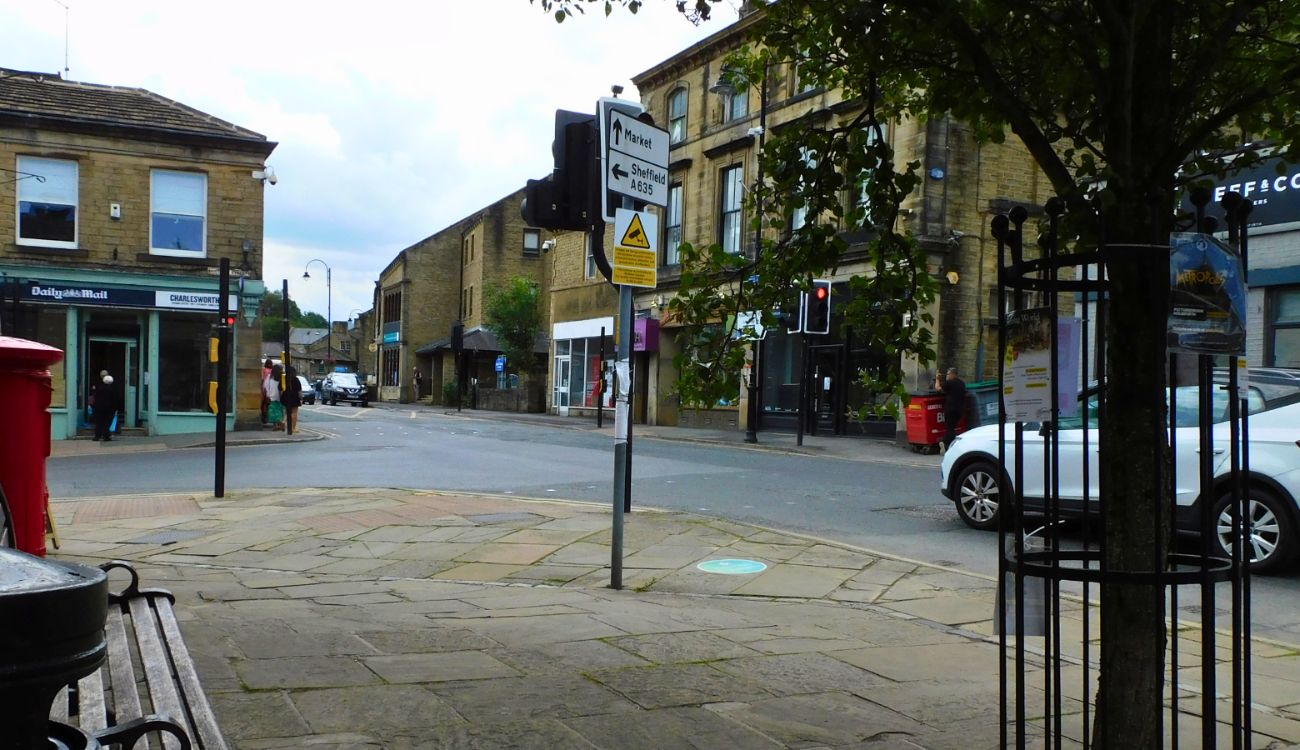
left=49, top=561, right=227, bottom=750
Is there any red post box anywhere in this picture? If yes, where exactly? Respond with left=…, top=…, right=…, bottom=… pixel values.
left=0, top=336, right=64, bottom=556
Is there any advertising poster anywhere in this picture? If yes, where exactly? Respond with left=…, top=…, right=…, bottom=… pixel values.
left=1168, top=232, right=1247, bottom=355
left=1002, top=308, right=1082, bottom=422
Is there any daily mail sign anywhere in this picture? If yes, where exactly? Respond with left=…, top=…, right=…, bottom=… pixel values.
left=598, top=98, right=669, bottom=221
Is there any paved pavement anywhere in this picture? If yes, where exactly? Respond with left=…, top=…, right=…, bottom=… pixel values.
left=49, top=424, right=325, bottom=459
left=48, top=479, right=1300, bottom=749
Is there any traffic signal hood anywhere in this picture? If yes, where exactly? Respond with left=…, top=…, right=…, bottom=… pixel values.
left=804, top=280, right=832, bottom=335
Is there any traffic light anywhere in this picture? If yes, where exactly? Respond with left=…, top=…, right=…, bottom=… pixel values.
left=521, top=110, right=598, bottom=231
left=778, top=293, right=802, bottom=333
left=804, top=279, right=832, bottom=335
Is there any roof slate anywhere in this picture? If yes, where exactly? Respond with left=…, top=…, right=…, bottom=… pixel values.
left=0, top=67, right=271, bottom=149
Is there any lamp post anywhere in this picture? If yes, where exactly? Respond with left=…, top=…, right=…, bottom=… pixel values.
left=303, top=259, right=331, bottom=376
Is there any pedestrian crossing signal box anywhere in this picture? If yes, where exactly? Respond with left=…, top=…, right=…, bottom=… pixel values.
left=802, top=280, right=832, bottom=335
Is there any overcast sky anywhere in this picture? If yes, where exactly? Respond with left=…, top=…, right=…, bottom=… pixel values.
left=3, top=0, right=740, bottom=323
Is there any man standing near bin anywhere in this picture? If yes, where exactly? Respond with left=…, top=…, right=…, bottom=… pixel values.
left=935, top=367, right=966, bottom=453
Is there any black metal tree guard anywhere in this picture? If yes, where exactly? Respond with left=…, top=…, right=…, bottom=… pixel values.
left=992, top=191, right=1255, bottom=748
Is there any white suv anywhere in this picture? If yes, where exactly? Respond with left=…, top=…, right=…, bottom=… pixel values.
left=940, top=369, right=1300, bottom=573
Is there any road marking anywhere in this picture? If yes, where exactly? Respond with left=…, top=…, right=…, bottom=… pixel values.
left=410, top=411, right=417, bottom=419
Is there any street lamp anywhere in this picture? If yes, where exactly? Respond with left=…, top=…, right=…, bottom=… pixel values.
left=303, top=259, right=331, bottom=376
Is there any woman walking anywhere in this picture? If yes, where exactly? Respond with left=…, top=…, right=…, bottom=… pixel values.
left=281, top=365, right=303, bottom=434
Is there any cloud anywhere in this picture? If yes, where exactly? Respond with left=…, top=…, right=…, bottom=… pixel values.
left=3, top=0, right=740, bottom=320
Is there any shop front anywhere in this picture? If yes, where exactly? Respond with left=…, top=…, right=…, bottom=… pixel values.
left=551, top=317, right=615, bottom=416
left=1, top=267, right=262, bottom=439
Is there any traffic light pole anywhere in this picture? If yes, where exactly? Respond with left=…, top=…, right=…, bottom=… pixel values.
left=214, top=258, right=230, bottom=497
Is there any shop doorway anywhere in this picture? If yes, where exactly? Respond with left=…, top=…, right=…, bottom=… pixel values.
left=807, top=345, right=845, bottom=435
left=86, top=337, right=138, bottom=430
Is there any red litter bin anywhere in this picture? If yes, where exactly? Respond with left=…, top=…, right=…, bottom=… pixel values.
left=0, top=336, right=64, bottom=556
left=905, top=391, right=968, bottom=454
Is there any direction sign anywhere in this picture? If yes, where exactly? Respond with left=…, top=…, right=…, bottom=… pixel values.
left=611, top=208, right=659, bottom=288
left=598, top=97, right=670, bottom=221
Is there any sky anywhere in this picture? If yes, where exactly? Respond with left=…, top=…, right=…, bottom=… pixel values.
left=2, top=0, right=741, bottom=323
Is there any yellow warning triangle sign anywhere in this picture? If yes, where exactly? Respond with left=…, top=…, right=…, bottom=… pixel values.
left=619, top=213, right=652, bottom=249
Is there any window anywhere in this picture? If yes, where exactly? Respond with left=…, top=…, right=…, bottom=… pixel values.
left=725, top=87, right=749, bottom=123
left=719, top=164, right=744, bottom=254
left=468, top=286, right=474, bottom=319
left=382, top=347, right=400, bottom=387
left=791, top=147, right=815, bottom=231
left=382, top=290, right=402, bottom=324
left=150, top=170, right=207, bottom=256
left=16, top=156, right=78, bottom=248
left=1268, top=287, right=1300, bottom=367
left=523, top=229, right=541, bottom=257
left=665, top=182, right=684, bottom=265
left=586, top=234, right=597, bottom=279
left=158, top=314, right=211, bottom=412
left=668, top=88, right=688, bottom=145
left=852, top=127, right=883, bottom=226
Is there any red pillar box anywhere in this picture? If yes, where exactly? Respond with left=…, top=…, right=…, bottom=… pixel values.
left=0, top=336, right=64, bottom=556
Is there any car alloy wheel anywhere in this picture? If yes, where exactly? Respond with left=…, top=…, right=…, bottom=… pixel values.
left=1214, top=489, right=1297, bottom=574
left=954, top=461, right=1002, bottom=530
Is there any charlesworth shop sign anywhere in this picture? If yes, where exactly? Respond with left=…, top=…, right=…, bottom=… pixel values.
left=21, top=283, right=237, bottom=311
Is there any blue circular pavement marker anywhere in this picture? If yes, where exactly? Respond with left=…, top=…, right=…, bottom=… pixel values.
left=696, top=559, right=767, bottom=575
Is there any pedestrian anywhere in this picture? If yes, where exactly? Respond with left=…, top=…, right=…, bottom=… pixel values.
left=261, top=358, right=274, bottom=424
left=94, top=374, right=118, bottom=442
left=265, top=364, right=284, bottom=429
left=413, top=367, right=423, bottom=401
left=935, top=366, right=967, bottom=453
left=281, top=365, right=303, bottom=434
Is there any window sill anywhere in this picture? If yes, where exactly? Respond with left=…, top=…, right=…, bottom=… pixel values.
left=11, top=243, right=90, bottom=258
left=136, top=253, right=216, bottom=267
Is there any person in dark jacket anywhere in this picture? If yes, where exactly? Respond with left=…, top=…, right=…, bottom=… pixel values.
left=935, top=367, right=967, bottom=452
left=281, top=365, right=303, bottom=434
left=94, top=374, right=118, bottom=442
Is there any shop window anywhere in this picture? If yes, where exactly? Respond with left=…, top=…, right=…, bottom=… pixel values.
left=382, top=347, right=400, bottom=387
left=17, top=156, right=78, bottom=248
left=158, top=314, right=211, bottom=412
left=668, top=87, right=688, bottom=145
left=523, top=229, right=541, bottom=257
left=719, top=164, right=744, bottom=254
left=1269, top=286, right=1300, bottom=367
left=151, top=170, right=207, bottom=256
left=555, top=335, right=614, bottom=409
left=665, top=182, right=683, bottom=265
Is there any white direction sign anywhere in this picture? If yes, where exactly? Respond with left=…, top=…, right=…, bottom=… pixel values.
left=598, top=97, right=670, bottom=220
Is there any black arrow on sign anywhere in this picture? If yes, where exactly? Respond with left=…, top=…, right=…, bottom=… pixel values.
left=612, top=163, right=628, bottom=180
left=612, top=119, right=623, bottom=145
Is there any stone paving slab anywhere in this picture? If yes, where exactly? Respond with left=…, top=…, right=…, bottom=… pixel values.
left=45, top=487, right=1300, bottom=749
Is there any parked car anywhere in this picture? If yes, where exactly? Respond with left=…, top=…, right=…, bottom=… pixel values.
left=297, top=375, right=315, bottom=405
left=940, top=368, right=1300, bottom=573
left=323, top=372, right=368, bottom=407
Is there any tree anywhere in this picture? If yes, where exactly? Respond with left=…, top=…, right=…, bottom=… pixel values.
left=482, top=276, right=544, bottom=383
left=259, top=290, right=328, bottom=338
left=535, top=1, right=1300, bottom=745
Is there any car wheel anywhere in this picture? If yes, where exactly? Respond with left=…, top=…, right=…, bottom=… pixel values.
left=954, top=460, right=1002, bottom=531
left=1213, top=487, right=1297, bottom=574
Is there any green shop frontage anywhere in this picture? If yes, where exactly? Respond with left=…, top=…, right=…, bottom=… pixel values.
left=1, top=265, right=265, bottom=439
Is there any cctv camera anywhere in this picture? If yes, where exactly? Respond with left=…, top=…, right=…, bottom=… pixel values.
left=541, top=239, right=556, bottom=253
left=267, top=171, right=278, bottom=185
left=611, top=84, right=625, bottom=97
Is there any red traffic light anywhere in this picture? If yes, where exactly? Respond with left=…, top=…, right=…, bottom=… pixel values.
left=225, top=316, right=237, bottom=326
left=814, top=287, right=827, bottom=300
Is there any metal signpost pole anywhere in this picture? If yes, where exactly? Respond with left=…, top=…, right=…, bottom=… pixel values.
left=609, top=253, right=629, bottom=588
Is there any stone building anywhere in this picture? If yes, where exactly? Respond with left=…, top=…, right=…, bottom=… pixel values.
left=627, top=10, right=1055, bottom=438
left=0, top=67, right=276, bottom=437
left=374, top=185, right=550, bottom=405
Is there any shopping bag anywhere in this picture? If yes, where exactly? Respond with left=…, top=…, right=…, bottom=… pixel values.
left=109, top=414, right=119, bottom=433
left=267, top=401, right=285, bottom=424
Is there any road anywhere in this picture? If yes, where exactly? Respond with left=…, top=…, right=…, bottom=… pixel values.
left=47, top=401, right=1300, bottom=644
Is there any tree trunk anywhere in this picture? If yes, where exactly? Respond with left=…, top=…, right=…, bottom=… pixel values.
left=1094, top=250, right=1170, bottom=748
